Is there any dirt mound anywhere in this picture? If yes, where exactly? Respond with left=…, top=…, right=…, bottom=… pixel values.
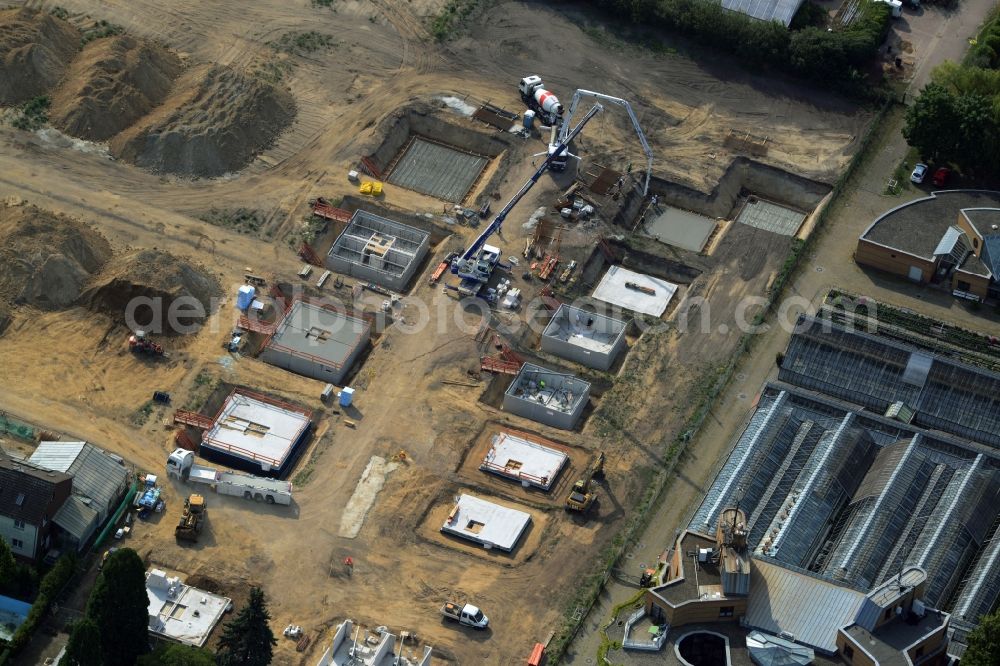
left=0, top=8, right=80, bottom=106
left=49, top=35, right=183, bottom=141
left=110, top=64, right=296, bottom=177
left=81, top=249, right=220, bottom=333
left=0, top=202, right=112, bottom=310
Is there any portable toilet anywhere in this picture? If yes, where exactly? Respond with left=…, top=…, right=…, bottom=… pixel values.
left=523, top=110, right=535, bottom=130
left=236, top=285, right=256, bottom=311
left=339, top=387, right=355, bottom=408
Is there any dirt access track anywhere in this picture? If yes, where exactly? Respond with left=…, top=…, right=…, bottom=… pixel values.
left=0, top=0, right=869, bottom=664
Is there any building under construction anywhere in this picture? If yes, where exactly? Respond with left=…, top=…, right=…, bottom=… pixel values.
left=325, top=210, right=429, bottom=292
left=259, top=300, right=370, bottom=384
left=541, top=304, right=627, bottom=371
left=685, top=315, right=1000, bottom=659
left=503, top=363, right=590, bottom=430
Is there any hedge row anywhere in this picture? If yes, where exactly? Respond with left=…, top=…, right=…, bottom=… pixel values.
left=967, top=8, right=1000, bottom=68
left=2, top=554, right=77, bottom=658
left=578, top=0, right=891, bottom=87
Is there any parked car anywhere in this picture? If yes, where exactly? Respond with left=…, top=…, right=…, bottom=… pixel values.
left=933, top=167, right=951, bottom=187
left=910, top=163, right=928, bottom=184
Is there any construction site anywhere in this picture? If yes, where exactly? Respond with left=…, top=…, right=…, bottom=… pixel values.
left=0, top=0, right=888, bottom=664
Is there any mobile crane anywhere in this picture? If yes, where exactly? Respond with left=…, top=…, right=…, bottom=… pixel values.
left=559, top=89, right=654, bottom=196
left=449, top=103, right=604, bottom=299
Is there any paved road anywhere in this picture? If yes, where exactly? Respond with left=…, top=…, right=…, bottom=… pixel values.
left=561, top=0, right=1000, bottom=662
left=901, top=0, right=998, bottom=94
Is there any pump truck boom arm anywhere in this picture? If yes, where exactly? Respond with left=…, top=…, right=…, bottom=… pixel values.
left=560, top=89, right=653, bottom=196
left=454, top=103, right=603, bottom=271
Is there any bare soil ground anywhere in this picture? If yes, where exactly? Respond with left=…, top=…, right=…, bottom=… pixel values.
left=0, top=7, right=79, bottom=105
left=0, top=1, right=872, bottom=663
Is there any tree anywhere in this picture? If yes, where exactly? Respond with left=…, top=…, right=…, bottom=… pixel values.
left=0, top=539, right=16, bottom=590
left=903, top=83, right=963, bottom=163
left=216, top=587, right=277, bottom=666
left=61, top=618, right=102, bottom=666
left=962, top=611, right=1000, bottom=666
left=86, top=548, right=150, bottom=666
left=139, top=642, right=216, bottom=666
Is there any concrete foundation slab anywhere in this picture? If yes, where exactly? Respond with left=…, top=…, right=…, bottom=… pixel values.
left=480, top=432, right=568, bottom=490
left=441, top=494, right=531, bottom=552
left=387, top=138, right=487, bottom=202
left=644, top=206, right=716, bottom=252
left=736, top=198, right=806, bottom=236
left=592, top=266, right=678, bottom=317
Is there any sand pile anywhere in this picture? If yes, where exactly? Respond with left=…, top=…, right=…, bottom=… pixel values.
left=81, top=249, right=220, bottom=333
left=49, top=35, right=182, bottom=141
left=110, top=64, right=296, bottom=177
left=0, top=203, right=112, bottom=310
left=0, top=8, right=80, bottom=106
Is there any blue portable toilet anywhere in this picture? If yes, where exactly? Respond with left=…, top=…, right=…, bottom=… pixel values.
left=339, top=387, right=355, bottom=408
left=236, top=285, right=256, bottom=311
left=523, top=110, right=535, bottom=130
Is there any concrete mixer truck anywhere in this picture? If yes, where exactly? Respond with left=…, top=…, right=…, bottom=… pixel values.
left=519, top=75, right=564, bottom=126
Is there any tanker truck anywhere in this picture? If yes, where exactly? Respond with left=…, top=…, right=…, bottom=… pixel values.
left=519, top=75, right=564, bottom=126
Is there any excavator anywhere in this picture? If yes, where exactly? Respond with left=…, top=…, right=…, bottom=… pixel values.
left=565, top=452, right=606, bottom=513
left=127, top=330, right=167, bottom=357
left=175, top=494, right=206, bottom=543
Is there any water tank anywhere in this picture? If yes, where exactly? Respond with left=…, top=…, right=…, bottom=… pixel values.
left=236, top=285, right=256, bottom=311
left=523, top=109, right=536, bottom=129
left=339, top=387, right=355, bottom=407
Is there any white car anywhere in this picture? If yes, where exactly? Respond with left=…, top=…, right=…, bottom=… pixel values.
left=910, top=163, right=928, bottom=184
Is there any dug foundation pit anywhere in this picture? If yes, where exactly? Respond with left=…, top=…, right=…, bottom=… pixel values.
left=364, top=106, right=511, bottom=203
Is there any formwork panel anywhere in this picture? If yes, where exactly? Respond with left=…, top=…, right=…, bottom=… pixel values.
left=388, top=138, right=487, bottom=202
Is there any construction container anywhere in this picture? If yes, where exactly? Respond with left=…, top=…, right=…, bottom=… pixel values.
left=321, top=384, right=335, bottom=403
left=339, top=387, right=355, bottom=408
